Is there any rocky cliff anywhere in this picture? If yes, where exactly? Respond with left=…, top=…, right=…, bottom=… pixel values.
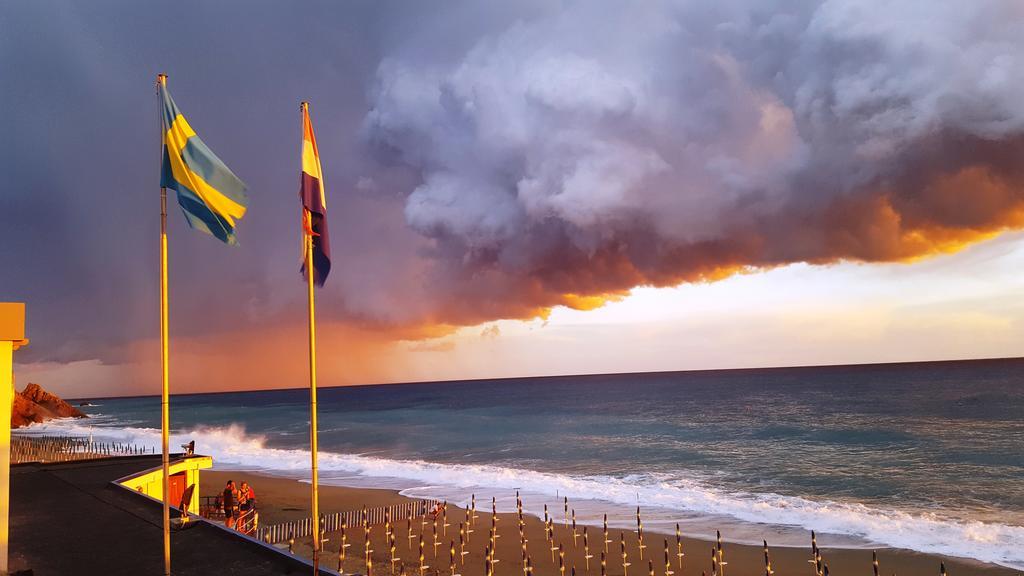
left=11, top=383, right=87, bottom=428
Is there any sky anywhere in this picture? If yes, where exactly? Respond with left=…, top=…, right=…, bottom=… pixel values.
left=2, top=0, right=1024, bottom=398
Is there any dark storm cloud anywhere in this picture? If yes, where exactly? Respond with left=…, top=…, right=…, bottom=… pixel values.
left=3, top=0, right=1024, bottom=365
left=364, top=0, right=1024, bottom=324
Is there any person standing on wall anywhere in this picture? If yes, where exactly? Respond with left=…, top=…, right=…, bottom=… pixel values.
left=222, top=480, right=237, bottom=529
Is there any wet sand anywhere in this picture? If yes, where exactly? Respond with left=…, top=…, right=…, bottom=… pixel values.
left=203, top=471, right=1017, bottom=575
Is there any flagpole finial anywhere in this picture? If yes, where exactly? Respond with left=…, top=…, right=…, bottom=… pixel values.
left=157, top=73, right=167, bottom=87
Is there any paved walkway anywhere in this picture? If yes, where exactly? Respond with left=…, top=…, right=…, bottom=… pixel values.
left=9, top=454, right=337, bottom=575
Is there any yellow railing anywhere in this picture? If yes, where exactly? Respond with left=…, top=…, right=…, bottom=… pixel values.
left=238, top=508, right=259, bottom=536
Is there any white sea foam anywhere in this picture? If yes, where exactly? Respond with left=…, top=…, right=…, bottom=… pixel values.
left=20, top=420, right=1024, bottom=569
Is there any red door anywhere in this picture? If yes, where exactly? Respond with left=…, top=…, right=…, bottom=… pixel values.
left=169, top=472, right=186, bottom=508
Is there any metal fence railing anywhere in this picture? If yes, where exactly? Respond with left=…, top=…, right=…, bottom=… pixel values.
left=11, top=435, right=154, bottom=464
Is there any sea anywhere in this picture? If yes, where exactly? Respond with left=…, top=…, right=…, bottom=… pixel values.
left=20, top=359, right=1024, bottom=569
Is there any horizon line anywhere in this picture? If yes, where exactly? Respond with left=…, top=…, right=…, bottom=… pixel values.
left=66, top=354, right=1024, bottom=402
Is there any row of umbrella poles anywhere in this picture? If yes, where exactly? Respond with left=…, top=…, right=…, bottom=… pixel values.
left=323, top=494, right=953, bottom=576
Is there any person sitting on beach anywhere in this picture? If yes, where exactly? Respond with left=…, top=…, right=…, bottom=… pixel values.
left=222, top=480, right=238, bottom=529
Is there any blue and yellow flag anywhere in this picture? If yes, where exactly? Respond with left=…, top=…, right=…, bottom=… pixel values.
left=159, top=79, right=248, bottom=244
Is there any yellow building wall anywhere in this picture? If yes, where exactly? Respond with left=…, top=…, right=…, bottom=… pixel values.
left=2, top=302, right=28, bottom=575
left=119, top=456, right=212, bottom=513
left=1, top=340, right=13, bottom=575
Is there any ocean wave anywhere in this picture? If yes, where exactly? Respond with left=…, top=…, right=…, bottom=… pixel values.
left=21, top=419, right=1024, bottom=569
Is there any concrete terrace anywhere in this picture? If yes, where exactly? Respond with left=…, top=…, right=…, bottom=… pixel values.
left=8, top=454, right=337, bottom=575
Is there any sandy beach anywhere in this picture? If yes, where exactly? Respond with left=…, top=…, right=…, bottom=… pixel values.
left=203, top=471, right=1017, bottom=576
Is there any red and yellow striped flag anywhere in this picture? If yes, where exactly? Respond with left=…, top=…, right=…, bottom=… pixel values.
left=299, top=102, right=331, bottom=286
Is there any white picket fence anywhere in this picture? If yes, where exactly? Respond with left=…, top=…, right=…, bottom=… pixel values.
left=258, top=499, right=442, bottom=544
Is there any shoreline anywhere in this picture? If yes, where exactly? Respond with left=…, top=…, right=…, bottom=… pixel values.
left=203, top=470, right=1018, bottom=575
